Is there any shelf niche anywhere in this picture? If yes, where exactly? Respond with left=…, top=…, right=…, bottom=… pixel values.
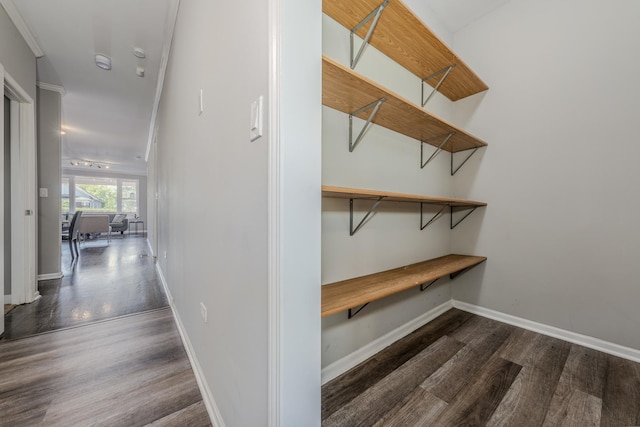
left=323, top=0, right=488, bottom=101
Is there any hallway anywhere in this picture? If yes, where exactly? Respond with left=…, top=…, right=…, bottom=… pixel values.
left=3, top=236, right=168, bottom=339
left=0, top=237, right=211, bottom=425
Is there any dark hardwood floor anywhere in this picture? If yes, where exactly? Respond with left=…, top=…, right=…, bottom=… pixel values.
left=1, top=235, right=210, bottom=425
left=0, top=308, right=211, bottom=426
left=2, top=236, right=168, bottom=340
left=322, top=309, right=640, bottom=426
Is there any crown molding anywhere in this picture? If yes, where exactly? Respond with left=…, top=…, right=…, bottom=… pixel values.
left=145, top=0, right=181, bottom=162
left=0, top=0, right=44, bottom=58
left=37, top=82, right=66, bottom=96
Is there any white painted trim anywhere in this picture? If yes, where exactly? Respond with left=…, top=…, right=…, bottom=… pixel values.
left=37, top=272, right=63, bottom=281
left=144, top=0, right=180, bottom=162
left=155, top=263, right=225, bottom=427
left=321, top=301, right=454, bottom=384
left=4, top=69, right=37, bottom=305
left=37, top=82, right=66, bottom=96
left=453, top=300, right=640, bottom=363
left=267, top=0, right=281, bottom=424
left=0, top=63, right=5, bottom=337
left=146, top=236, right=156, bottom=259
left=0, top=0, right=44, bottom=57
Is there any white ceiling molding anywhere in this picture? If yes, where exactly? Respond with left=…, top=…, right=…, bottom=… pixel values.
left=37, top=81, right=66, bottom=96
left=0, top=0, right=44, bottom=58
left=145, top=0, right=181, bottom=162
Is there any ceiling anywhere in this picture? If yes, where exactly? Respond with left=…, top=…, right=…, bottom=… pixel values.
left=5, top=0, right=508, bottom=176
left=9, top=0, right=178, bottom=175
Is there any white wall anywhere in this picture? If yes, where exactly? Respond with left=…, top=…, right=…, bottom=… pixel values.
left=278, top=0, right=323, bottom=424
left=321, top=10, right=465, bottom=368
left=0, top=5, right=36, bottom=102
left=154, top=0, right=270, bottom=425
left=451, top=0, right=640, bottom=351
left=37, top=88, right=61, bottom=277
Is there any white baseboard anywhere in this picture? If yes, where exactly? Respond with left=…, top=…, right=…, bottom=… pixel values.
left=37, top=272, right=63, bottom=281
left=155, top=264, right=226, bottom=427
left=453, top=300, right=640, bottom=364
left=321, top=300, right=454, bottom=385
left=146, top=238, right=156, bottom=259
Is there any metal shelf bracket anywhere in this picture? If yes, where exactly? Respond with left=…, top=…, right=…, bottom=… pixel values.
left=421, top=64, right=457, bottom=107
left=450, top=206, right=478, bottom=230
left=451, top=147, right=479, bottom=176
left=421, top=132, right=455, bottom=168
left=420, top=204, right=447, bottom=230
left=420, top=278, right=439, bottom=292
left=350, top=196, right=385, bottom=236
left=348, top=303, right=369, bottom=319
left=350, top=0, right=390, bottom=69
left=349, top=98, right=386, bottom=152
left=450, top=267, right=473, bottom=280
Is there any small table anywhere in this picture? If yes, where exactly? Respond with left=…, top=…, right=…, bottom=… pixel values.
left=129, top=220, right=145, bottom=236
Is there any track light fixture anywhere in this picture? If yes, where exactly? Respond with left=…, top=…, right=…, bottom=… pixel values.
left=69, top=159, right=110, bottom=169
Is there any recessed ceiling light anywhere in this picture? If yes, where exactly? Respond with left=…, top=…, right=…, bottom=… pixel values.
left=95, top=54, right=112, bottom=70
left=133, top=48, right=146, bottom=58
left=60, top=130, right=66, bottom=135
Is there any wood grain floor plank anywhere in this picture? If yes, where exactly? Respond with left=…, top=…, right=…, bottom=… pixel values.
left=147, top=401, right=211, bottom=427
left=323, top=335, right=464, bottom=427
left=321, top=308, right=473, bottom=419
left=542, top=388, right=601, bottom=427
left=600, top=355, right=640, bottom=427
left=448, top=314, right=505, bottom=346
left=559, top=344, right=609, bottom=398
left=2, top=238, right=168, bottom=340
left=421, top=322, right=513, bottom=402
left=372, top=387, right=447, bottom=427
left=498, top=328, right=541, bottom=365
left=432, top=356, right=522, bottom=426
left=541, top=344, right=609, bottom=427
left=486, top=333, right=571, bottom=427
left=322, top=311, right=640, bottom=425
left=0, top=308, right=210, bottom=426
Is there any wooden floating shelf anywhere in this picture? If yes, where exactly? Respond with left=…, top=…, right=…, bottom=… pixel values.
left=322, top=254, right=487, bottom=317
left=322, top=185, right=487, bottom=208
left=323, top=0, right=488, bottom=101
left=322, top=56, right=487, bottom=153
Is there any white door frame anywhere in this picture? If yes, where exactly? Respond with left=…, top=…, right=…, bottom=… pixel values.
left=0, top=63, right=4, bottom=336
left=3, top=66, right=38, bottom=305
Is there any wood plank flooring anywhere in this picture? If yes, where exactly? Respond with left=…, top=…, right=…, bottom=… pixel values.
left=322, top=309, right=640, bottom=426
left=2, top=237, right=168, bottom=340
left=0, top=308, right=211, bottom=426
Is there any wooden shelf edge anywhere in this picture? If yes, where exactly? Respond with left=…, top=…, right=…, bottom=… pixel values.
left=323, top=0, right=488, bottom=101
left=321, top=254, right=487, bottom=317
left=322, top=185, right=487, bottom=207
left=322, top=56, right=488, bottom=152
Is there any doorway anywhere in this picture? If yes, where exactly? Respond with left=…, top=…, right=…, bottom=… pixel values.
left=3, top=95, right=11, bottom=314
left=1, top=65, right=38, bottom=315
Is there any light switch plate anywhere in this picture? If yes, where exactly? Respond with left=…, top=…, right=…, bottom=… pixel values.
left=250, top=96, right=263, bottom=142
left=39, top=188, right=48, bottom=197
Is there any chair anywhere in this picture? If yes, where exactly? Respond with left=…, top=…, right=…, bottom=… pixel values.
left=78, top=214, right=111, bottom=243
left=109, top=214, right=129, bottom=236
left=68, top=211, right=83, bottom=259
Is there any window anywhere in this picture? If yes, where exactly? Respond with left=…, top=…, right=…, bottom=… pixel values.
left=62, top=176, right=140, bottom=217
left=121, top=180, right=138, bottom=215
left=61, top=177, right=70, bottom=214
left=75, top=177, right=117, bottom=213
